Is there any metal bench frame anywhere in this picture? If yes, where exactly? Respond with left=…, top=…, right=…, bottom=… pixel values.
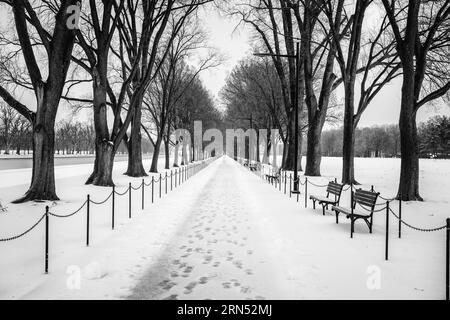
left=332, top=188, right=380, bottom=238
left=310, top=182, right=344, bottom=216
left=265, top=167, right=281, bottom=184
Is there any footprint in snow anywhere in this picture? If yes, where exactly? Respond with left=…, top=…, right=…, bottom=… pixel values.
left=158, top=279, right=177, bottom=290
left=222, top=282, right=231, bottom=289
left=184, top=281, right=198, bottom=294
left=240, top=286, right=251, bottom=294
left=183, top=266, right=194, bottom=274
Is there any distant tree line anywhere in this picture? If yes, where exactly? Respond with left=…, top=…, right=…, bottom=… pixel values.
left=321, top=116, right=450, bottom=159
left=418, top=116, right=450, bottom=159
left=0, top=103, right=153, bottom=156
left=0, top=102, right=32, bottom=155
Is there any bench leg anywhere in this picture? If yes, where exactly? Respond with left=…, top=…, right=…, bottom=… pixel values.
left=322, top=205, right=325, bottom=216
left=312, top=200, right=316, bottom=210
left=368, top=218, right=373, bottom=233
left=335, top=211, right=339, bottom=224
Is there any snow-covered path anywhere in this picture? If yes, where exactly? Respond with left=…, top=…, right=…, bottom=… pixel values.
left=129, top=156, right=284, bottom=300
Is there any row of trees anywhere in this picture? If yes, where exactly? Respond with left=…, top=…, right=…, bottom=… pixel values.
left=0, top=0, right=220, bottom=202
left=323, top=116, right=450, bottom=158
left=221, top=0, right=450, bottom=201
left=322, top=124, right=400, bottom=158
left=1, top=102, right=148, bottom=155
left=0, top=102, right=31, bottom=154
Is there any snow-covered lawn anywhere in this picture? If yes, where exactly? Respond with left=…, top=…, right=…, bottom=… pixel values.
left=0, top=155, right=448, bottom=300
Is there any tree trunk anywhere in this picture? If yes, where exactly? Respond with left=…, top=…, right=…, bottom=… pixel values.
left=87, top=142, right=114, bottom=186
left=164, top=137, right=170, bottom=169
left=86, top=67, right=116, bottom=186
left=173, top=140, right=179, bottom=167
left=305, top=121, right=324, bottom=176
left=342, top=87, right=358, bottom=185
left=397, top=71, right=422, bottom=201
left=298, top=133, right=303, bottom=172
left=150, top=135, right=163, bottom=173
left=13, top=111, right=58, bottom=203
left=125, top=96, right=147, bottom=177
left=284, top=122, right=296, bottom=170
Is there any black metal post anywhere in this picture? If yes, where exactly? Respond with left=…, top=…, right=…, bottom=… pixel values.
left=86, top=194, right=90, bottom=247
left=159, top=174, right=162, bottom=198
left=385, top=201, right=390, bottom=261
left=45, top=206, right=49, bottom=274
left=151, top=176, right=154, bottom=203
left=399, top=197, right=402, bottom=239
left=284, top=172, right=287, bottom=194
left=128, top=183, right=131, bottom=219
left=293, top=42, right=300, bottom=194
left=112, top=186, right=115, bottom=230
left=165, top=172, right=168, bottom=194
left=142, top=179, right=145, bottom=210
left=446, top=218, right=449, bottom=301
left=289, top=174, right=292, bottom=198
left=305, top=177, right=308, bottom=208
left=350, top=184, right=354, bottom=238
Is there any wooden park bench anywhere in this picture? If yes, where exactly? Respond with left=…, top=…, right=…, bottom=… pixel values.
left=332, top=188, right=380, bottom=237
left=249, top=162, right=259, bottom=171
left=309, top=181, right=344, bottom=216
left=265, top=167, right=281, bottom=184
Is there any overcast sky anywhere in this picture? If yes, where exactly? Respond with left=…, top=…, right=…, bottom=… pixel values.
left=0, top=4, right=448, bottom=128
left=197, top=6, right=449, bottom=128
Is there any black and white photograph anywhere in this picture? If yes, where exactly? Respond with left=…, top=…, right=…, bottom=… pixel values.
left=0, top=0, right=449, bottom=307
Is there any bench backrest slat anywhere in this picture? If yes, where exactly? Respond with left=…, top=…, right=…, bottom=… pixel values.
left=326, top=182, right=344, bottom=196
left=353, top=189, right=379, bottom=211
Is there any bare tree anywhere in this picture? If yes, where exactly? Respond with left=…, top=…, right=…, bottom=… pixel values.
left=0, top=0, right=80, bottom=202
left=324, top=0, right=401, bottom=184
left=143, top=17, right=219, bottom=172
left=227, top=0, right=305, bottom=170
left=382, top=0, right=450, bottom=200
left=115, top=0, right=213, bottom=177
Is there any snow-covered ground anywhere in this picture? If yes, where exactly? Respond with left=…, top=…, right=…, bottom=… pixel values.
left=0, top=155, right=449, bottom=299
left=0, top=156, right=207, bottom=299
